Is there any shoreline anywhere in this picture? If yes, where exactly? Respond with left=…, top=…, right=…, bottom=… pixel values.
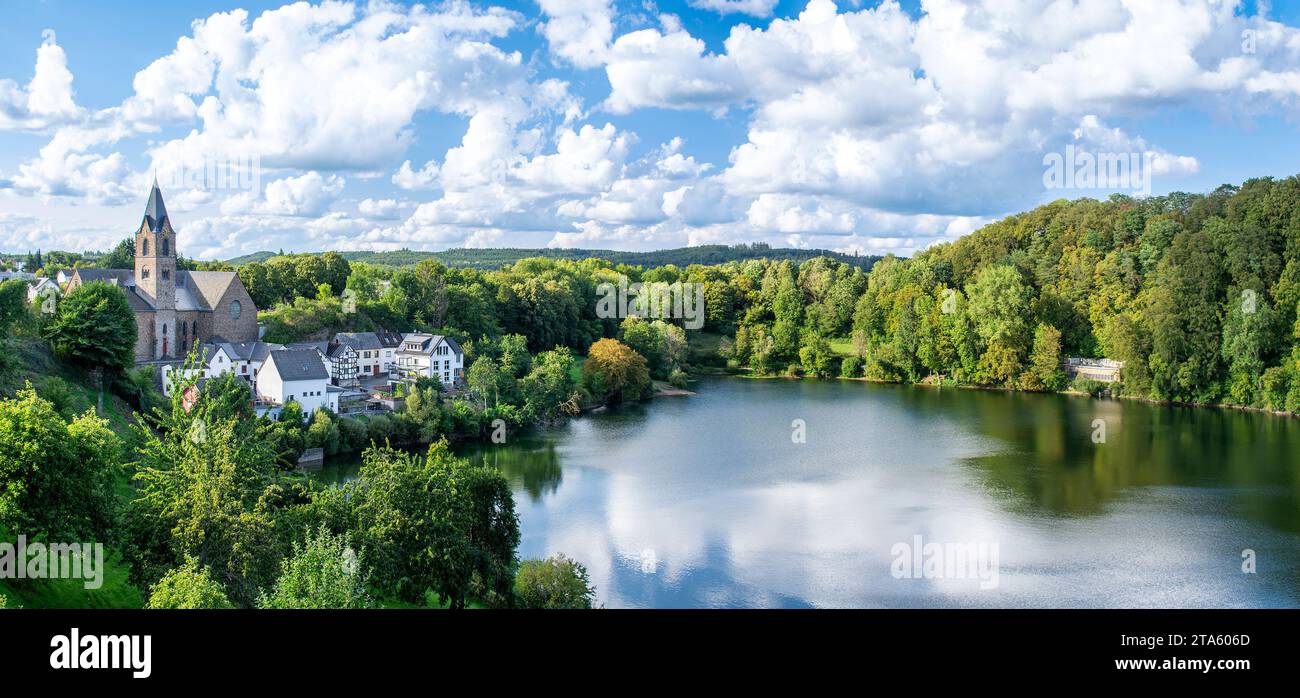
left=721, top=369, right=1299, bottom=420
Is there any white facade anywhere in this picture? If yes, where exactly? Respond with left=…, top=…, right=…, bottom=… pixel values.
left=395, top=333, right=464, bottom=386
left=256, top=349, right=332, bottom=420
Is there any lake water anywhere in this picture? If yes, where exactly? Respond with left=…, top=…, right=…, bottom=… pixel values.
left=318, top=377, right=1300, bottom=608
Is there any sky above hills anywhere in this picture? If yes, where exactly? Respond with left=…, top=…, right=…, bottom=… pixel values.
left=1, top=0, right=1299, bottom=260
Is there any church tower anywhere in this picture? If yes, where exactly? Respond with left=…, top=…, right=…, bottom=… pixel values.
left=135, top=178, right=178, bottom=357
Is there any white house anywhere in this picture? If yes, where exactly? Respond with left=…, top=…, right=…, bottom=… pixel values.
left=160, top=340, right=281, bottom=396
left=395, top=333, right=464, bottom=386
left=377, top=329, right=403, bottom=375
left=256, top=348, right=333, bottom=419
left=27, top=277, right=61, bottom=305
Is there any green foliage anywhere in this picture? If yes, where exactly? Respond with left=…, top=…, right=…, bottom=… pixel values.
left=0, top=279, right=30, bottom=334
left=258, top=527, right=372, bottom=609
left=147, top=557, right=234, bottom=609
left=515, top=554, right=597, bottom=609
left=0, top=386, right=123, bottom=541
left=583, top=338, right=651, bottom=405
left=41, top=281, right=137, bottom=373
left=347, top=441, right=519, bottom=608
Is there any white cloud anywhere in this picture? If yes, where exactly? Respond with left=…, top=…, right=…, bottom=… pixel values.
left=538, top=0, right=615, bottom=68
left=358, top=197, right=405, bottom=219
left=687, top=0, right=780, bottom=18
left=0, top=34, right=82, bottom=131
left=222, top=171, right=345, bottom=217
left=392, top=159, right=440, bottom=190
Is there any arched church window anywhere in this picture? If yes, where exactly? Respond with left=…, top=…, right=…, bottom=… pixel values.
left=163, top=324, right=167, bottom=335
left=231, top=300, right=242, bottom=320
left=162, top=239, right=169, bottom=256
left=192, top=321, right=198, bottom=336
left=142, top=238, right=149, bottom=256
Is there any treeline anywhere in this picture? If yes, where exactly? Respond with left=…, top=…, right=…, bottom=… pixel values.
left=702, top=176, right=1300, bottom=411
left=227, top=243, right=880, bottom=271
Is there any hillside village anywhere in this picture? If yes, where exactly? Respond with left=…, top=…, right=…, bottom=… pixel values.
left=7, top=182, right=468, bottom=425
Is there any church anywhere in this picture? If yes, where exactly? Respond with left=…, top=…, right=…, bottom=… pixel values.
left=67, top=180, right=259, bottom=363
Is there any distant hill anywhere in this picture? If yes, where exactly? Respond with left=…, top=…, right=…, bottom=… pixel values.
left=224, top=244, right=882, bottom=271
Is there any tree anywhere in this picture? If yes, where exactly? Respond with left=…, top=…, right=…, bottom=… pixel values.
left=515, top=554, right=597, bottom=609
left=0, top=386, right=122, bottom=541
left=1022, top=324, right=1066, bottom=391
left=349, top=441, right=519, bottom=608
left=0, top=279, right=29, bottom=334
left=467, top=356, right=505, bottom=410
left=258, top=527, right=372, bottom=609
left=42, top=281, right=137, bottom=373
left=127, top=367, right=284, bottom=605
left=148, top=558, right=235, bottom=609
left=583, top=338, right=650, bottom=405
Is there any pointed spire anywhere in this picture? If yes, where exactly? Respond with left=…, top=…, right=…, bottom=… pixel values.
left=143, top=176, right=169, bottom=234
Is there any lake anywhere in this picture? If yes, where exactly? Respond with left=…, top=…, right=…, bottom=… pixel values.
left=318, top=377, right=1300, bottom=608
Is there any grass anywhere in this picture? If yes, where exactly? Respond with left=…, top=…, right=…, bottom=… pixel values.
left=0, top=542, right=145, bottom=609
left=828, top=338, right=857, bottom=357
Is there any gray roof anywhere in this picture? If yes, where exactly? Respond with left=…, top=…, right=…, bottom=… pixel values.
left=286, top=341, right=327, bottom=354
left=70, top=267, right=243, bottom=314
left=267, top=349, right=329, bottom=381
left=217, top=340, right=282, bottom=362
left=376, top=329, right=403, bottom=348
left=397, top=333, right=462, bottom=356
left=334, top=332, right=381, bottom=351
left=144, top=178, right=170, bottom=233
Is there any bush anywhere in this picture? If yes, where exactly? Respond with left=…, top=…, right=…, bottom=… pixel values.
left=338, top=416, right=369, bottom=452
left=515, top=554, right=596, bottom=609
left=841, top=355, right=863, bottom=378
left=148, top=558, right=234, bottom=609
left=668, top=368, right=689, bottom=389
left=258, top=527, right=372, bottom=609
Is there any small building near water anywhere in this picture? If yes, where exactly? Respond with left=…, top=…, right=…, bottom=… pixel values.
left=1064, top=357, right=1123, bottom=383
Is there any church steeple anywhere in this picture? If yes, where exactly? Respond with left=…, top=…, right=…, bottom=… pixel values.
left=135, top=177, right=177, bottom=316
left=143, top=175, right=170, bottom=233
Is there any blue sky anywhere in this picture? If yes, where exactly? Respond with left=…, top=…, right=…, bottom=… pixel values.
left=1, top=0, right=1298, bottom=260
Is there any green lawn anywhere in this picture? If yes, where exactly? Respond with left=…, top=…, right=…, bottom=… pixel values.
left=828, top=338, right=856, bottom=357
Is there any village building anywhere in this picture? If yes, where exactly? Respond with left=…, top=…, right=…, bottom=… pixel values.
left=256, top=348, right=338, bottom=418
left=65, top=179, right=259, bottom=363
left=377, top=329, right=403, bottom=374
left=395, top=333, right=464, bottom=386
left=334, top=332, right=384, bottom=378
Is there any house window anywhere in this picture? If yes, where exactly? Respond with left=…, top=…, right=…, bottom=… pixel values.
left=230, top=300, right=242, bottom=320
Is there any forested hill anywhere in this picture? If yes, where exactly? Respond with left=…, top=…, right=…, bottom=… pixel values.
left=225, top=244, right=880, bottom=270
left=841, top=176, right=1300, bottom=410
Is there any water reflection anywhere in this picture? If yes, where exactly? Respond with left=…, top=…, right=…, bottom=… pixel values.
left=319, top=378, right=1300, bottom=608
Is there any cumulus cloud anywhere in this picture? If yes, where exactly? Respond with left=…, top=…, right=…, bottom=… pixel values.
left=537, top=0, right=615, bottom=68
left=7, top=0, right=1300, bottom=258
left=0, top=33, right=82, bottom=131
left=222, top=172, right=345, bottom=217
left=687, top=0, right=780, bottom=18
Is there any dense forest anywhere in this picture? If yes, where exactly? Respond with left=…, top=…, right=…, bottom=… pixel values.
left=223, top=243, right=879, bottom=270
